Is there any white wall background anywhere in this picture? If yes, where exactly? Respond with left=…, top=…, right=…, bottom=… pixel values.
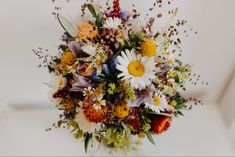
left=0, top=0, right=235, bottom=105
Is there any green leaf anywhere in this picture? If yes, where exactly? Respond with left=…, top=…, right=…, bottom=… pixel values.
left=57, top=15, right=78, bottom=37
left=53, top=58, right=61, bottom=64
left=87, top=4, right=97, bottom=18
left=47, top=65, right=55, bottom=73
left=146, top=111, right=174, bottom=118
left=84, top=133, right=92, bottom=154
left=96, top=14, right=102, bottom=33
left=145, top=131, right=155, bottom=145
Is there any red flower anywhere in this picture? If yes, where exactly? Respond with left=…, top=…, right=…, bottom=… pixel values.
left=151, top=116, right=172, bottom=134
left=128, top=108, right=141, bottom=134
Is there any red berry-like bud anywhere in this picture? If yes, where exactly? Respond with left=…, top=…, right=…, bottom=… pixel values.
left=110, top=0, right=121, bottom=18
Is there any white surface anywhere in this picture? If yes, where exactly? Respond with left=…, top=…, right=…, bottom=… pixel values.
left=220, top=72, right=235, bottom=127
left=0, top=104, right=234, bottom=156
left=220, top=72, right=235, bottom=149
left=0, top=0, right=235, bottom=106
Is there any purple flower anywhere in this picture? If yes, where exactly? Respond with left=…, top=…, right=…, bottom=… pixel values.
left=68, top=41, right=83, bottom=57
left=121, top=11, right=131, bottom=20
left=109, top=58, right=118, bottom=72
left=59, top=44, right=68, bottom=51
left=91, top=71, right=102, bottom=83
left=70, top=73, right=91, bottom=92
left=158, top=64, right=172, bottom=74
left=128, top=96, right=145, bottom=108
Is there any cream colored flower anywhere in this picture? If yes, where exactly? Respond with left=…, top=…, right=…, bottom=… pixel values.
left=104, top=17, right=122, bottom=29
left=75, top=108, right=101, bottom=134
left=50, top=75, right=67, bottom=89
left=81, top=45, right=97, bottom=56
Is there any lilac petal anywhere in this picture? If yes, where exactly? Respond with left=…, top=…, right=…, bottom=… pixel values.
left=68, top=41, right=82, bottom=57
left=70, top=86, right=84, bottom=92
left=70, top=74, right=91, bottom=92
left=159, top=64, right=172, bottom=74
left=128, top=96, right=145, bottom=107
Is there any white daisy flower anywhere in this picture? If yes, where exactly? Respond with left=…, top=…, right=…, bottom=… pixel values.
left=50, top=75, right=67, bottom=89
left=116, top=49, right=156, bottom=90
left=145, top=93, right=168, bottom=113
left=82, top=87, right=94, bottom=97
left=103, top=17, right=122, bottom=29
left=93, top=98, right=106, bottom=110
left=75, top=108, right=101, bottom=134
left=82, top=45, right=97, bottom=56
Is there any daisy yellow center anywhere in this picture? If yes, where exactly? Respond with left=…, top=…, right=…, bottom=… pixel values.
left=94, top=90, right=101, bottom=97
left=128, top=61, right=145, bottom=77
left=154, top=95, right=160, bottom=106
left=96, top=100, right=103, bottom=107
left=58, top=80, right=63, bottom=87
left=85, top=90, right=92, bottom=96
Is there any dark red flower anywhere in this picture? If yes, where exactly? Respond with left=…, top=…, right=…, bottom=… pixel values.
left=53, top=87, right=70, bottom=99
left=128, top=108, right=141, bottom=134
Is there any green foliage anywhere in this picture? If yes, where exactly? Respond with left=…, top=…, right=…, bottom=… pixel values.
left=104, top=125, right=131, bottom=153
left=107, top=83, right=116, bottom=94
left=47, top=65, right=55, bottom=73
left=87, top=4, right=97, bottom=17
left=86, top=4, right=102, bottom=33
left=172, top=93, right=188, bottom=116
left=145, top=131, right=155, bottom=145
left=123, top=30, right=144, bottom=50
left=125, top=87, right=136, bottom=101
left=74, top=129, right=84, bottom=139
left=84, top=133, right=92, bottom=154
left=57, top=15, right=78, bottom=38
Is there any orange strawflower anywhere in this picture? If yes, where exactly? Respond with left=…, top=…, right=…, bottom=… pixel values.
left=151, top=116, right=172, bottom=134
left=83, top=104, right=109, bottom=123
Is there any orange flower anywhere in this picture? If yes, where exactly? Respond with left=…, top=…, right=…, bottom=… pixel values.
left=151, top=116, right=172, bottom=134
left=77, top=22, right=98, bottom=40
left=83, top=104, right=109, bottom=123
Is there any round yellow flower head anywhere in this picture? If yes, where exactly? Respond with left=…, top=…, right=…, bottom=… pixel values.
left=61, top=51, right=75, bottom=66
left=140, top=39, right=157, bottom=57
left=114, top=102, right=130, bottom=118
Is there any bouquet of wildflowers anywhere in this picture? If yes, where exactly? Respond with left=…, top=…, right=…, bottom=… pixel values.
left=34, top=0, right=202, bottom=154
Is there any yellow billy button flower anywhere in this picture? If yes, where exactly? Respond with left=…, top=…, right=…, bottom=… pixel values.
left=128, top=61, right=145, bottom=77
left=114, top=102, right=130, bottom=118
left=61, top=51, right=75, bottom=66
left=140, top=40, right=157, bottom=57
left=95, top=59, right=103, bottom=66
